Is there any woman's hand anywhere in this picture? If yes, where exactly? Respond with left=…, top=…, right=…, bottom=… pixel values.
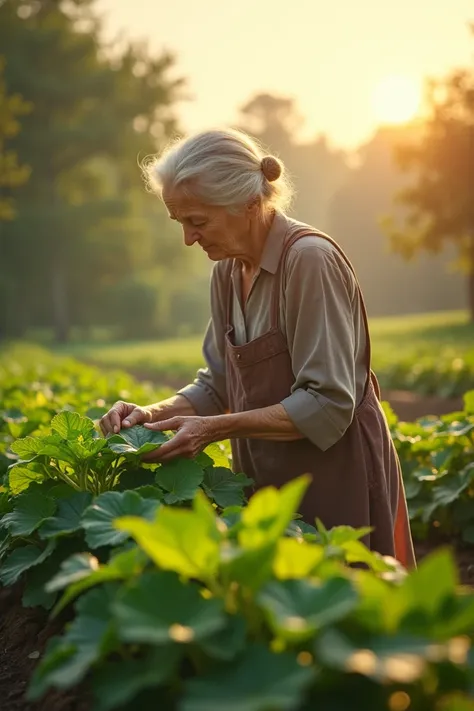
left=141, top=416, right=216, bottom=463
left=99, top=394, right=197, bottom=436
left=99, top=401, right=152, bottom=435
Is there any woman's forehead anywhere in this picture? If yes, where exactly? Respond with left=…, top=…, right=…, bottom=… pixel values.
left=163, top=187, right=209, bottom=216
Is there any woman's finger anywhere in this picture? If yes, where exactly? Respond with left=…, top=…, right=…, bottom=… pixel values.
left=109, top=408, right=123, bottom=434
left=144, top=417, right=182, bottom=432
left=123, top=407, right=150, bottom=428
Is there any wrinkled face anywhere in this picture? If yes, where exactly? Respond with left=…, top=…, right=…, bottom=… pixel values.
left=163, top=186, right=254, bottom=261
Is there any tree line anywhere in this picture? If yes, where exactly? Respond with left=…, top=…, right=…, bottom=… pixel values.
left=1, top=1, right=473, bottom=346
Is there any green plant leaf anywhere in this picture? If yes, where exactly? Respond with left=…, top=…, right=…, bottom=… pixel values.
left=0, top=540, right=56, bottom=586
left=273, top=538, right=324, bottom=580
left=27, top=584, right=118, bottom=700
left=85, top=406, right=109, bottom=420
left=9, top=464, right=45, bottom=494
left=82, top=491, right=159, bottom=549
left=258, top=577, right=358, bottom=642
left=46, top=552, right=100, bottom=592
left=156, top=458, right=204, bottom=503
left=108, top=424, right=168, bottom=455
left=91, top=646, right=181, bottom=711
left=113, top=570, right=225, bottom=645
left=199, top=614, right=247, bottom=661
left=116, top=492, right=221, bottom=579
left=1, top=490, right=56, bottom=537
left=9, top=436, right=44, bottom=459
left=315, top=627, right=435, bottom=682
left=39, top=492, right=92, bottom=539
left=203, top=468, right=251, bottom=508
left=201, top=443, right=231, bottom=468
left=51, top=411, right=95, bottom=440
left=51, top=547, right=147, bottom=616
left=239, top=476, right=310, bottom=549
left=21, top=536, right=88, bottom=610
left=181, top=643, right=314, bottom=711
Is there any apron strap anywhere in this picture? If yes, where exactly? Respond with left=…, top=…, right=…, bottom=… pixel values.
left=271, top=224, right=374, bottom=399
left=225, top=259, right=235, bottom=329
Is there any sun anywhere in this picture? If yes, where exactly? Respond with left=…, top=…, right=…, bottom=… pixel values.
left=372, top=75, right=421, bottom=125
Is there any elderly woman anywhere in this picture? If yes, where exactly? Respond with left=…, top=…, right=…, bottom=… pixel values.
left=100, top=129, right=415, bottom=567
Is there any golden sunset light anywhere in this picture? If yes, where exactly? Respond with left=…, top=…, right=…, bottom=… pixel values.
left=372, top=75, right=422, bottom=125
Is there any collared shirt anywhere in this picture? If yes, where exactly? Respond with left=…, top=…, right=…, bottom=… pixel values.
left=178, top=212, right=368, bottom=451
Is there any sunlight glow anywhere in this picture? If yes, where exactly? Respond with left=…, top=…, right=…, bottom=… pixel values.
left=372, top=75, right=421, bottom=125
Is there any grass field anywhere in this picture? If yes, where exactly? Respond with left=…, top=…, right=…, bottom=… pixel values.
left=52, top=310, right=474, bottom=396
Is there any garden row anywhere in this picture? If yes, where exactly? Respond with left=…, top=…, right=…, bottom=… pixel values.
left=1, top=344, right=474, bottom=710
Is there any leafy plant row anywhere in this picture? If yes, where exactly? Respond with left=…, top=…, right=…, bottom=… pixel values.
left=1, top=346, right=474, bottom=709
left=377, top=353, right=474, bottom=398
left=387, top=391, right=474, bottom=543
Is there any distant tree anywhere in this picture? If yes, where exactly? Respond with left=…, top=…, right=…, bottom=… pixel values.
left=383, top=27, right=474, bottom=320
left=0, top=57, right=31, bottom=220
left=328, top=126, right=464, bottom=317
left=0, top=0, right=184, bottom=342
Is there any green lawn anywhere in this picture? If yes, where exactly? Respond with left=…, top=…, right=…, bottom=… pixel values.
left=53, top=310, right=474, bottom=396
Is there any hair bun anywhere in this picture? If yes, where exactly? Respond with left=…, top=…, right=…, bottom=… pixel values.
left=261, top=155, right=282, bottom=182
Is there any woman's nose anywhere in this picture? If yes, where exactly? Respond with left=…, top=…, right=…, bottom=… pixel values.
left=183, top=227, right=200, bottom=247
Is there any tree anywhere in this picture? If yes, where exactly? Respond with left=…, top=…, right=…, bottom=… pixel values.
left=0, top=0, right=184, bottom=342
left=383, top=27, right=474, bottom=320
left=0, top=57, right=31, bottom=220
left=328, top=127, right=464, bottom=317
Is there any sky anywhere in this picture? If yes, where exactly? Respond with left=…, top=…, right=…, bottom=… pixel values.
left=97, top=0, right=474, bottom=151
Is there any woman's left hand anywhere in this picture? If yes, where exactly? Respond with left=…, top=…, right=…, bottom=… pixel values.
left=141, top=416, right=216, bottom=463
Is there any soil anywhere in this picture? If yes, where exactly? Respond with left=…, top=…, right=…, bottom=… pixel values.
left=0, top=586, right=89, bottom=711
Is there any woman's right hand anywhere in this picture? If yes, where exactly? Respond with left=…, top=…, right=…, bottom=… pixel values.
left=99, top=401, right=152, bottom=436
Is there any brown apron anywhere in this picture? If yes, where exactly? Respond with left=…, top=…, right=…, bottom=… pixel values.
left=225, top=223, right=416, bottom=569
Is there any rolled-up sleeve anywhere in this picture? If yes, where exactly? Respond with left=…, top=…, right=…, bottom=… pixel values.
left=177, top=263, right=228, bottom=416
left=280, top=245, right=358, bottom=451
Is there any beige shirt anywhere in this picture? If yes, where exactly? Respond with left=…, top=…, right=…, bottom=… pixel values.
left=178, top=212, right=368, bottom=451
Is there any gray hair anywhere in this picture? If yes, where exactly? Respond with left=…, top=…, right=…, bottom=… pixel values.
left=143, top=128, right=293, bottom=212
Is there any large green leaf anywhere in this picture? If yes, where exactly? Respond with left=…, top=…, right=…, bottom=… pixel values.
left=181, top=643, right=314, bottom=711
left=113, top=570, right=225, bottom=645
left=116, top=492, right=221, bottom=579
left=272, top=538, right=324, bottom=580
left=258, top=577, right=358, bottom=641
left=107, top=425, right=168, bottom=456
left=199, top=614, right=247, bottom=661
left=91, top=646, right=181, bottom=711
left=0, top=540, right=56, bottom=586
left=203, top=468, right=251, bottom=508
left=9, top=464, right=45, bottom=494
left=39, top=492, right=92, bottom=539
left=1, top=490, right=56, bottom=537
left=156, top=458, right=204, bottom=503
left=51, top=411, right=95, bottom=440
left=199, top=443, right=231, bottom=468
left=239, top=476, right=310, bottom=549
left=82, top=491, right=159, bottom=549
left=22, top=538, right=88, bottom=610
left=9, top=436, right=44, bottom=459
left=28, top=584, right=118, bottom=700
